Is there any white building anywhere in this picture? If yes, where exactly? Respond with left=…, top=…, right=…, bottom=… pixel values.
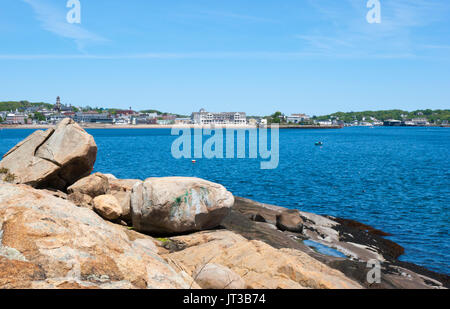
left=411, top=118, right=430, bottom=126
left=315, top=120, right=333, bottom=126
left=286, top=113, right=310, bottom=124
left=258, top=118, right=268, bottom=127
left=191, top=109, right=247, bottom=125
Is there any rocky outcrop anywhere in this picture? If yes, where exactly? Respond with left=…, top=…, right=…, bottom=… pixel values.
left=163, top=230, right=362, bottom=289
left=0, top=119, right=97, bottom=190
left=93, top=195, right=122, bottom=221
left=131, top=177, right=234, bottom=234
left=0, top=184, right=194, bottom=289
left=192, top=263, right=245, bottom=289
left=222, top=197, right=449, bottom=289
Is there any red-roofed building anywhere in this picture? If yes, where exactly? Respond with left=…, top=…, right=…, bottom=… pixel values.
left=115, top=110, right=137, bottom=117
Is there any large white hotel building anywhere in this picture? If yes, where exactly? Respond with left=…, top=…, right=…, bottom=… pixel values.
left=191, top=109, right=247, bottom=125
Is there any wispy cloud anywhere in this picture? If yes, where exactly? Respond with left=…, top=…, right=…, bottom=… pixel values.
left=23, top=0, right=107, bottom=51
left=297, top=0, right=450, bottom=59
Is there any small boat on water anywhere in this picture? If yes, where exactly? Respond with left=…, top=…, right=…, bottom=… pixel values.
left=315, top=141, right=323, bottom=146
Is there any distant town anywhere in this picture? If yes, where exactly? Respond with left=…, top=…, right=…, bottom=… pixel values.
left=0, top=98, right=449, bottom=128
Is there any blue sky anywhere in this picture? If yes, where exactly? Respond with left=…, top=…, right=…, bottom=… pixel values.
left=1, top=0, right=449, bottom=116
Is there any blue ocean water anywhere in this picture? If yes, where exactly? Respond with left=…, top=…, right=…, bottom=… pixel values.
left=0, top=127, right=449, bottom=274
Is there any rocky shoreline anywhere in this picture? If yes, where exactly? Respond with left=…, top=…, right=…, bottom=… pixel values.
left=222, top=197, right=448, bottom=289
left=0, top=119, right=447, bottom=289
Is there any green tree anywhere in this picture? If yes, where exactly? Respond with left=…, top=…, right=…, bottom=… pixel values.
left=268, top=111, right=285, bottom=124
left=33, top=112, right=46, bottom=122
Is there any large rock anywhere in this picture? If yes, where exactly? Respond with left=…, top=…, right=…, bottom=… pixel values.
left=164, top=230, right=362, bottom=289
left=108, top=178, right=141, bottom=223
left=0, top=119, right=97, bottom=190
left=276, top=209, right=304, bottom=233
left=93, top=194, right=122, bottom=221
left=193, top=263, right=245, bottom=289
left=67, top=173, right=110, bottom=198
left=0, top=184, right=194, bottom=289
left=131, top=177, right=234, bottom=234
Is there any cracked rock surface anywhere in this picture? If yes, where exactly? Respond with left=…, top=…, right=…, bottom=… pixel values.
left=0, top=118, right=97, bottom=190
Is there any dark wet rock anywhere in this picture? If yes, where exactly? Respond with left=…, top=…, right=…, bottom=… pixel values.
left=276, top=210, right=304, bottom=233
left=332, top=217, right=392, bottom=236
left=221, top=203, right=309, bottom=252
left=329, top=216, right=405, bottom=260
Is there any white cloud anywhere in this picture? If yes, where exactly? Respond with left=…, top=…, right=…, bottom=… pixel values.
left=23, top=0, right=107, bottom=51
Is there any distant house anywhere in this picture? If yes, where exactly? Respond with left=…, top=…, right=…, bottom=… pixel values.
left=132, top=116, right=160, bottom=125
left=174, top=118, right=191, bottom=124
left=383, top=119, right=402, bottom=126
left=373, top=120, right=383, bottom=126
left=247, top=118, right=256, bottom=125
left=115, top=110, right=137, bottom=117
left=48, top=114, right=68, bottom=124
left=74, top=112, right=112, bottom=123
left=403, top=120, right=415, bottom=126
left=141, top=112, right=158, bottom=119
left=286, top=113, right=310, bottom=124
left=157, top=119, right=174, bottom=125
left=316, top=120, right=332, bottom=126
left=162, top=114, right=177, bottom=121
left=61, top=111, right=75, bottom=118
left=5, top=113, right=26, bottom=125
left=258, top=118, right=268, bottom=127
left=411, top=118, right=430, bottom=126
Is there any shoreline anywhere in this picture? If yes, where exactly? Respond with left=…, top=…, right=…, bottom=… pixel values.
left=1, top=123, right=448, bottom=130
left=0, top=124, right=344, bottom=130
left=226, top=197, right=449, bottom=288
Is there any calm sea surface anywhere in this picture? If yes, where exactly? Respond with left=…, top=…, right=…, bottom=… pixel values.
left=1, top=127, right=449, bottom=274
